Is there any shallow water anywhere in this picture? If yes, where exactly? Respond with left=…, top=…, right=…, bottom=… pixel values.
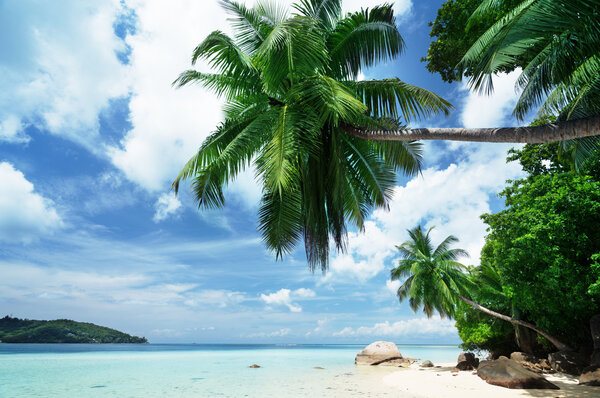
left=0, top=344, right=462, bottom=397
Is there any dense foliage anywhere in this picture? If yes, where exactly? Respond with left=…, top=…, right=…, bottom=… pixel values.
left=455, top=144, right=600, bottom=354
left=173, top=0, right=451, bottom=271
left=422, top=0, right=521, bottom=83
left=0, top=316, right=148, bottom=344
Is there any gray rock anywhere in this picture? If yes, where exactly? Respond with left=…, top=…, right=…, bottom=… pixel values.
left=579, top=365, right=600, bottom=386
left=477, top=358, right=559, bottom=389
left=548, top=350, right=587, bottom=375
left=355, top=341, right=402, bottom=365
left=420, top=360, right=434, bottom=368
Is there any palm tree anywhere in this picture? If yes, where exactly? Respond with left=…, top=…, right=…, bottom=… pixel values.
left=172, top=0, right=453, bottom=271
left=391, top=225, right=571, bottom=351
left=458, top=0, right=600, bottom=169
left=173, top=0, right=600, bottom=270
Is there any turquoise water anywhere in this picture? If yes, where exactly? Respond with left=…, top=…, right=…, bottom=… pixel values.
left=0, top=344, right=462, bottom=397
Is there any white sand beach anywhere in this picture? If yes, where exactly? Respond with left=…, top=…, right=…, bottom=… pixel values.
left=377, top=363, right=598, bottom=398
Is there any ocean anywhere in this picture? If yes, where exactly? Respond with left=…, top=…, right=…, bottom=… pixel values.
left=0, top=344, right=462, bottom=397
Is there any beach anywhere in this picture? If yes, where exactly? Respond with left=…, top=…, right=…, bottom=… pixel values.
left=380, top=363, right=597, bottom=398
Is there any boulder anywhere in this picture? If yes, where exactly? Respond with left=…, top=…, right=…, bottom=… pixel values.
left=355, top=341, right=402, bottom=365
left=249, top=364, right=261, bottom=368
left=548, top=350, right=587, bottom=375
left=579, top=365, right=600, bottom=386
left=477, top=358, right=559, bottom=389
left=455, top=352, right=479, bottom=371
left=420, top=360, right=434, bottom=368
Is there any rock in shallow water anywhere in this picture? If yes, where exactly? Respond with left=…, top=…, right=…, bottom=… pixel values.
left=355, top=341, right=402, bottom=365
left=477, top=358, right=559, bottom=389
left=249, top=364, right=261, bottom=368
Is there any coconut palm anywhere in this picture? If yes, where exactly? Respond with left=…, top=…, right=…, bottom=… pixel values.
left=173, top=0, right=600, bottom=271
left=459, top=0, right=600, bottom=169
left=172, top=0, right=453, bottom=271
left=391, top=225, right=571, bottom=351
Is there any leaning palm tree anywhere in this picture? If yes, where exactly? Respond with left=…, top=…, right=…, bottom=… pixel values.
left=391, top=225, right=571, bottom=351
left=173, top=0, right=453, bottom=271
left=174, top=0, right=600, bottom=270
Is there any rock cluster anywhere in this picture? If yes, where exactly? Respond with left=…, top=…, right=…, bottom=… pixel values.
left=510, top=352, right=553, bottom=373
left=455, top=352, right=479, bottom=371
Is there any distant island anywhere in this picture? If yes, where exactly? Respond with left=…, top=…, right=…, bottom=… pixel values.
left=0, top=316, right=148, bottom=343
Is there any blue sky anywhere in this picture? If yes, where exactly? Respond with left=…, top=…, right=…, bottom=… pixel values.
left=0, top=0, right=528, bottom=344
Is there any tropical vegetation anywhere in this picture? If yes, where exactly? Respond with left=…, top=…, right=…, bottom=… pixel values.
left=454, top=143, right=600, bottom=356
left=0, top=316, right=148, bottom=344
left=390, top=225, right=572, bottom=351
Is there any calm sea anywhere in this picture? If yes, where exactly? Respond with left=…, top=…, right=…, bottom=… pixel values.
left=0, top=344, right=462, bottom=397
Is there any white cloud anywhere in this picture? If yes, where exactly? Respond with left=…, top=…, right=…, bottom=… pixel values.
left=107, top=0, right=227, bottom=192
left=0, top=162, right=63, bottom=243
left=260, top=288, right=316, bottom=312
left=293, top=288, right=316, bottom=298
left=0, top=0, right=130, bottom=151
left=321, top=221, right=395, bottom=284
left=386, top=279, right=401, bottom=296
left=248, top=328, right=292, bottom=338
left=461, top=70, right=522, bottom=129
left=183, top=290, right=247, bottom=308
left=153, top=192, right=182, bottom=222
left=333, top=316, right=456, bottom=337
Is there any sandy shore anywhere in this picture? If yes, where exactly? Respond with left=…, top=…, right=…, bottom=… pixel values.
left=378, top=362, right=598, bottom=398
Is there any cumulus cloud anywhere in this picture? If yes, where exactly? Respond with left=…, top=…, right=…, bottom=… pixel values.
left=460, top=70, right=522, bottom=129
left=0, top=0, right=130, bottom=151
left=153, top=193, right=182, bottom=222
left=107, top=0, right=227, bottom=191
left=322, top=221, right=395, bottom=284
left=0, top=162, right=63, bottom=243
left=333, top=316, right=456, bottom=337
left=260, top=288, right=316, bottom=312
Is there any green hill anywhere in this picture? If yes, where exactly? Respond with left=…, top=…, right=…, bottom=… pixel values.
left=0, top=316, right=148, bottom=343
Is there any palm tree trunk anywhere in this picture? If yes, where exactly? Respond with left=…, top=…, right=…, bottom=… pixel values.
left=457, top=294, right=572, bottom=352
left=344, top=115, right=600, bottom=143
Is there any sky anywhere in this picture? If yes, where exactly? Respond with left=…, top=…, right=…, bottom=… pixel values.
left=0, top=0, right=528, bottom=344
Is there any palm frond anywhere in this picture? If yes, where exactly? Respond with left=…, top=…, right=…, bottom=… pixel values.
left=292, top=0, right=341, bottom=30
left=328, top=4, right=404, bottom=80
